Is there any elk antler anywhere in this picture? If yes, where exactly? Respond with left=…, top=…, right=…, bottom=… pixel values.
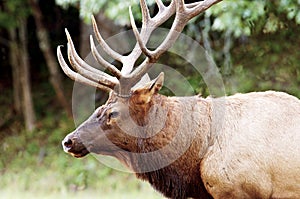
left=57, top=0, right=222, bottom=96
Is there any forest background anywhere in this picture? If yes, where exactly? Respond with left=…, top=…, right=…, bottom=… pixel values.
left=0, top=0, right=299, bottom=198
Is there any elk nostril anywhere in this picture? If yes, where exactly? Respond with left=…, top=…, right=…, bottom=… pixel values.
left=64, top=139, right=73, bottom=148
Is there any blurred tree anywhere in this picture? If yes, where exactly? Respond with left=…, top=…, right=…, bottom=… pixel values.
left=7, top=29, right=22, bottom=115
left=2, top=0, right=36, bottom=131
left=1, top=0, right=77, bottom=131
left=28, top=0, right=72, bottom=117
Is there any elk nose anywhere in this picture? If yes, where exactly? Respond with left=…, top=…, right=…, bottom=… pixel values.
left=63, top=138, right=73, bottom=148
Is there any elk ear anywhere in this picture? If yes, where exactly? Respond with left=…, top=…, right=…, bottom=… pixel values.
left=148, top=72, right=164, bottom=93
left=131, top=72, right=164, bottom=104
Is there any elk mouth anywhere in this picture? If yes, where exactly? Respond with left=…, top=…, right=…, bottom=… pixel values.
left=62, top=137, right=90, bottom=158
left=68, top=147, right=90, bottom=158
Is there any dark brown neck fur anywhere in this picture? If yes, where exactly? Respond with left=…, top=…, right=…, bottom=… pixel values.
left=127, top=95, right=213, bottom=199
left=135, top=152, right=213, bottom=199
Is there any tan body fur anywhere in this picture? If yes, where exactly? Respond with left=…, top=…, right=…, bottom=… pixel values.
left=137, top=90, right=300, bottom=198
left=200, top=91, right=300, bottom=198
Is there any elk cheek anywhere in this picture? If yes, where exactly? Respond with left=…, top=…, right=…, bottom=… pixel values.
left=101, top=123, right=112, bottom=131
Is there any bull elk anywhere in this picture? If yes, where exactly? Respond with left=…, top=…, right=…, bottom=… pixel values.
left=57, top=0, right=300, bottom=198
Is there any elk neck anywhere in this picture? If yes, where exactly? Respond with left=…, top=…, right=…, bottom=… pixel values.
left=125, top=95, right=213, bottom=198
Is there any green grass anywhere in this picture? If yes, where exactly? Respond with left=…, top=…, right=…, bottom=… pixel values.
left=1, top=178, right=162, bottom=199
left=1, top=169, right=162, bottom=199
left=1, top=189, right=161, bottom=199
left=0, top=138, right=163, bottom=199
left=0, top=101, right=163, bottom=199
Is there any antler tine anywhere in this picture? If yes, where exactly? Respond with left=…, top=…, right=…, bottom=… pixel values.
left=150, top=0, right=189, bottom=54
left=152, top=0, right=175, bottom=24
left=67, top=43, right=118, bottom=87
left=130, top=0, right=222, bottom=81
left=127, top=56, right=154, bottom=83
left=65, top=29, right=119, bottom=87
left=120, top=0, right=154, bottom=75
left=140, top=0, right=151, bottom=24
left=155, top=0, right=166, bottom=12
left=65, top=29, right=111, bottom=79
left=120, top=0, right=176, bottom=75
left=129, top=6, right=153, bottom=59
left=185, top=2, right=201, bottom=9
left=57, top=46, right=112, bottom=92
left=129, top=1, right=185, bottom=64
left=90, top=35, right=122, bottom=78
left=186, top=0, right=222, bottom=18
left=91, top=15, right=123, bottom=63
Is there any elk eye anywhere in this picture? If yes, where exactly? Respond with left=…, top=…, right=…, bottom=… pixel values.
left=108, top=111, right=119, bottom=119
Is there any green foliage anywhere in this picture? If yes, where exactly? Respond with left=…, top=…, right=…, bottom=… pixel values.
left=277, top=0, right=300, bottom=23
left=205, top=0, right=266, bottom=37
left=205, top=0, right=300, bottom=36
left=55, top=0, right=155, bottom=24
left=0, top=0, right=31, bottom=29
left=55, top=0, right=300, bottom=37
left=223, top=25, right=300, bottom=97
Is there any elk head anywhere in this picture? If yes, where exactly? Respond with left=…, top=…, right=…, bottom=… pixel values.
left=61, top=73, right=165, bottom=161
left=57, top=0, right=222, bottom=169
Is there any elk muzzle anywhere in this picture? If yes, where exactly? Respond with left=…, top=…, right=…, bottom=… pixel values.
left=62, top=133, right=90, bottom=158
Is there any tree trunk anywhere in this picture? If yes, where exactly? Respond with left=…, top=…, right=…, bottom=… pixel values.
left=19, top=19, right=36, bottom=131
left=8, top=28, right=22, bottom=115
left=28, top=0, right=72, bottom=117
